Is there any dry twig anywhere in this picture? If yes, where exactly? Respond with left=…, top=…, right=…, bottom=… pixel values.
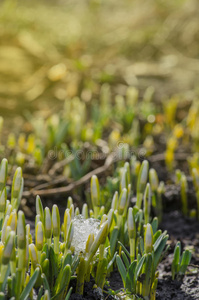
left=23, top=153, right=116, bottom=198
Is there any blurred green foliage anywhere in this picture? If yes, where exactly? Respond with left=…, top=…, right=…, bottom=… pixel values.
left=0, top=0, right=199, bottom=117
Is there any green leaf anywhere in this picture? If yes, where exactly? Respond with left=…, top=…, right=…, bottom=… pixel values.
left=135, top=254, right=145, bottom=283
left=0, top=188, right=7, bottom=219
left=37, top=287, right=44, bottom=300
left=11, top=167, right=23, bottom=211
left=144, top=224, right=153, bottom=253
left=53, top=265, right=71, bottom=298
left=136, top=160, right=149, bottom=208
left=154, top=235, right=168, bottom=270
left=179, top=250, right=192, bottom=275
left=107, top=252, right=117, bottom=271
left=172, top=243, right=181, bottom=280
left=55, top=121, right=69, bottom=146
left=44, top=208, right=52, bottom=240
left=149, top=169, right=159, bottom=192
left=120, top=168, right=128, bottom=192
left=65, top=287, right=73, bottom=300
left=36, top=196, right=44, bottom=224
left=20, top=267, right=40, bottom=300
left=125, top=273, right=132, bottom=292
left=142, top=253, right=153, bottom=297
left=49, top=247, right=59, bottom=288
left=41, top=258, right=50, bottom=281
left=52, top=205, right=60, bottom=238
left=150, top=277, right=158, bottom=300
left=91, top=175, right=100, bottom=210
left=153, top=230, right=161, bottom=244
left=43, top=290, right=50, bottom=300
left=0, top=219, right=3, bottom=232
left=0, top=158, right=8, bottom=191
left=42, top=244, right=49, bottom=258
left=153, top=232, right=166, bottom=252
left=14, top=269, right=22, bottom=299
left=116, top=255, right=127, bottom=288
left=139, top=237, right=144, bottom=255
left=127, top=260, right=137, bottom=293
left=151, top=217, right=158, bottom=233
left=118, top=188, right=127, bottom=215
left=144, top=183, right=151, bottom=224
left=76, top=257, right=85, bottom=295
left=71, top=255, right=80, bottom=274
left=121, top=251, right=130, bottom=269
left=1, top=265, right=10, bottom=293
left=96, top=257, right=108, bottom=289
left=118, top=241, right=130, bottom=258
left=41, top=273, right=51, bottom=296
left=63, top=253, right=72, bottom=268
left=110, top=227, right=119, bottom=258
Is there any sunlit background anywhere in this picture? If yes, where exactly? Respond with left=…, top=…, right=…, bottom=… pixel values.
left=1, top=0, right=199, bottom=123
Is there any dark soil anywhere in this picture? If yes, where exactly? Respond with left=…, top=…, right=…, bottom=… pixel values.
left=156, top=275, right=199, bottom=300
left=69, top=277, right=114, bottom=300
left=156, top=210, right=199, bottom=300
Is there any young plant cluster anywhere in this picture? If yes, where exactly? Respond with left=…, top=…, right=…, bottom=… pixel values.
left=1, top=87, right=199, bottom=223
left=0, top=86, right=156, bottom=175
left=1, top=91, right=199, bottom=223
left=0, top=157, right=192, bottom=299
left=174, top=153, right=199, bottom=219
left=1, top=93, right=198, bottom=176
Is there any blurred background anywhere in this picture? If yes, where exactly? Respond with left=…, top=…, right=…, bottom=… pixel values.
left=1, top=0, right=199, bottom=126
left=0, top=0, right=199, bottom=209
